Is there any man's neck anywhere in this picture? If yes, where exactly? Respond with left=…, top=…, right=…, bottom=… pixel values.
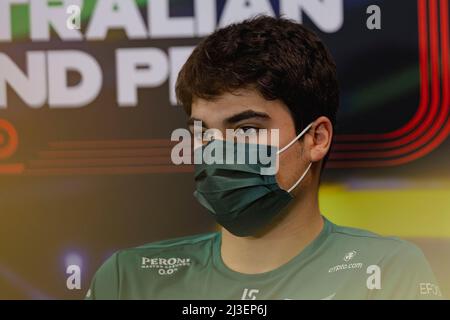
left=220, top=191, right=324, bottom=274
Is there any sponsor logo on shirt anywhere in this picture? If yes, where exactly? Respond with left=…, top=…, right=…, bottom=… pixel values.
left=419, top=283, right=442, bottom=297
left=343, top=250, right=357, bottom=262
left=321, top=293, right=337, bottom=300
left=141, top=257, right=191, bottom=275
left=328, top=251, right=362, bottom=273
left=241, top=288, right=259, bottom=300
left=284, top=293, right=336, bottom=300
left=328, top=262, right=363, bottom=273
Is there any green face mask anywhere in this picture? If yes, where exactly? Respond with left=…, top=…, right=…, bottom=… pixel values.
left=193, top=123, right=313, bottom=237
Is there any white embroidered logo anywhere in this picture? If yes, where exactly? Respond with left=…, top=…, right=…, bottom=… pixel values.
left=141, top=257, right=191, bottom=275
left=241, top=288, right=259, bottom=300
left=343, top=250, right=357, bottom=262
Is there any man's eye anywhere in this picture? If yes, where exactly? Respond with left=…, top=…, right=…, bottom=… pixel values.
left=235, top=127, right=258, bottom=136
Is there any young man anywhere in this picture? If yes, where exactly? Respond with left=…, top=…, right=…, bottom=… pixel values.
left=86, top=16, right=441, bottom=300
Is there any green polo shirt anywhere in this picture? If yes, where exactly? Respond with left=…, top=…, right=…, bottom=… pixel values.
left=86, top=217, right=441, bottom=300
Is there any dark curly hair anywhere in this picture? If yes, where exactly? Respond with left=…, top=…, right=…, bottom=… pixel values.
left=176, top=15, right=339, bottom=166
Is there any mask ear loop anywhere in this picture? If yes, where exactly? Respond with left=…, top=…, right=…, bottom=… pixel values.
left=275, top=122, right=314, bottom=193
left=287, top=162, right=312, bottom=193
left=277, top=123, right=313, bottom=154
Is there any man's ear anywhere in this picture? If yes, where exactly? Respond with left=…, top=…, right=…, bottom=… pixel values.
left=308, top=116, right=333, bottom=163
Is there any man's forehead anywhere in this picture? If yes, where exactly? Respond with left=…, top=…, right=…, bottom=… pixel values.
left=190, top=91, right=271, bottom=121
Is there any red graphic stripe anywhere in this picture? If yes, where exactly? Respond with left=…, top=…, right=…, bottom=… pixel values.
left=48, top=139, right=176, bottom=149
left=0, top=119, right=19, bottom=159
left=334, top=0, right=430, bottom=143
left=331, top=0, right=445, bottom=159
left=38, top=148, right=173, bottom=159
left=327, top=0, right=450, bottom=168
left=28, top=157, right=174, bottom=168
left=25, top=165, right=194, bottom=176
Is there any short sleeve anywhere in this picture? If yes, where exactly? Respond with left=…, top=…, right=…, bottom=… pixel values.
left=370, top=241, right=442, bottom=299
left=85, top=252, right=120, bottom=300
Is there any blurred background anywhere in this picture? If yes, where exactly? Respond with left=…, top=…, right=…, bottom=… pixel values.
left=0, top=0, right=449, bottom=299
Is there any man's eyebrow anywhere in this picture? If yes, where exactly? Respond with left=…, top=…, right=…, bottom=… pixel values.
left=224, top=110, right=270, bottom=124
